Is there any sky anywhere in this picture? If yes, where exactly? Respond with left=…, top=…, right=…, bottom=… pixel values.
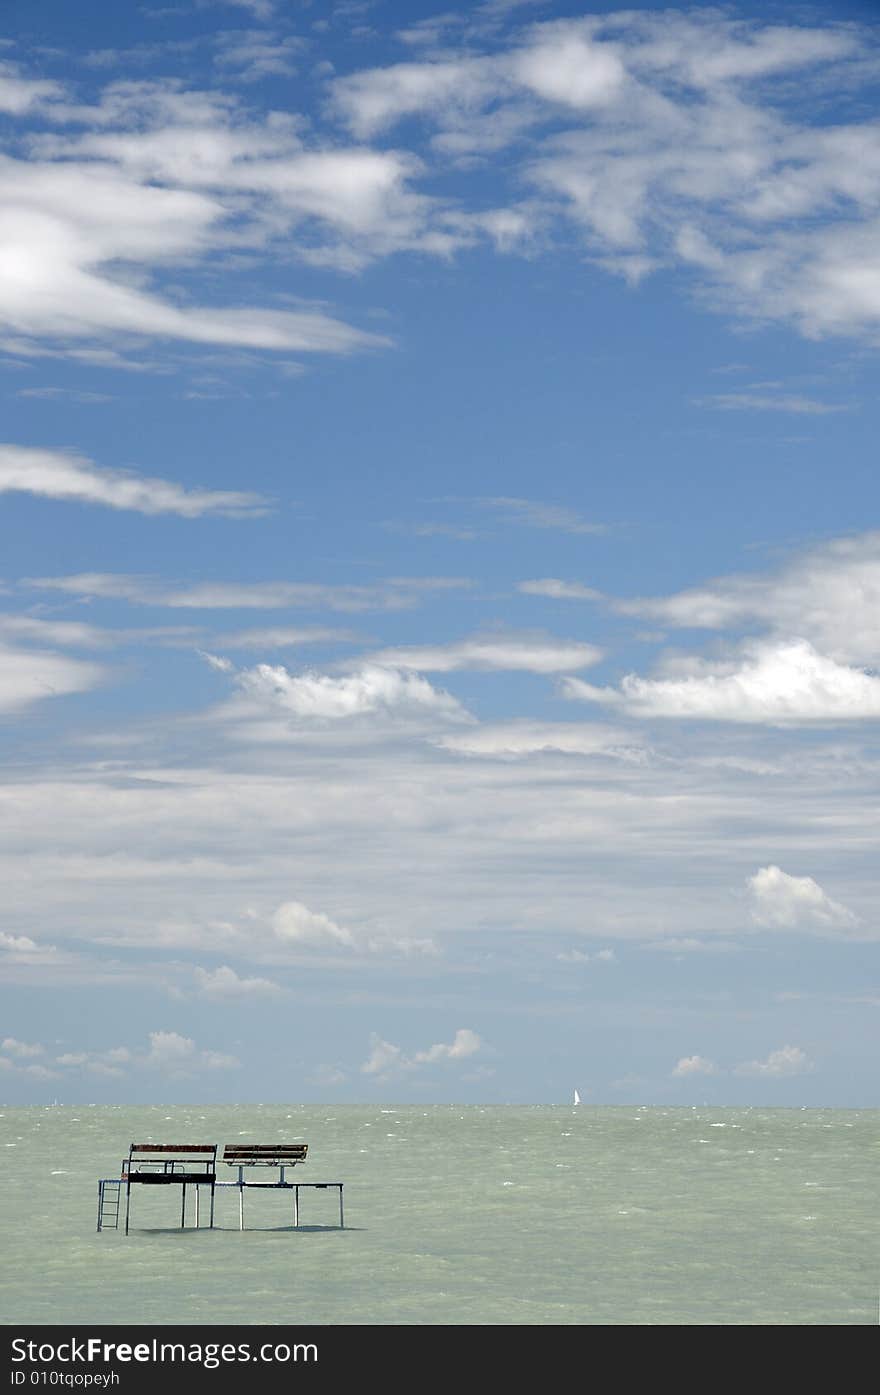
left=1, top=0, right=879, bottom=1106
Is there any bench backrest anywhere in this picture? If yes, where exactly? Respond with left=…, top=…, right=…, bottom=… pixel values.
left=222, top=1144, right=308, bottom=1167
left=125, top=1143, right=217, bottom=1176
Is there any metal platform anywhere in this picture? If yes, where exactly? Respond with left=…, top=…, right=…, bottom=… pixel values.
left=97, top=1140, right=344, bottom=1233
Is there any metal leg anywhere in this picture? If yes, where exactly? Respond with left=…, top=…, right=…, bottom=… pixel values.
left=210, top=1182, right=215, bottom=1230
left=124, top=1179, right=131, bottom=1236
left=294, top=1184, right=299, bottom=1229
left=339, top=1184, right=344, bottom=1229
left=97, top=1180, right=103, bottom=1232
left=239, top=1166, right=244, bottom=1232
left=181, top=1182, right=186, bottom=1229
left=195, top=1186, right=200, bottom=1229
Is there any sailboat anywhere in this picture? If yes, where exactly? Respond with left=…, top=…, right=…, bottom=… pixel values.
left=573, top=1089, right=581, bottom=1105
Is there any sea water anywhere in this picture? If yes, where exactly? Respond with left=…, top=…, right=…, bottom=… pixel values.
left=0, top=1104, right=876, bottom=1326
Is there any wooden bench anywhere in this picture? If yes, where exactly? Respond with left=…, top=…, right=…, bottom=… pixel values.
left=223, top=1143, right=308, bottom=1171
left=121, top=1144, right=217, bottom=1234
left=220, top=1143, right=342, bottom=1229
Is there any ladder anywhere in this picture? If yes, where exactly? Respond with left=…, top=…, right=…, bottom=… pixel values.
left=97, top=1179, right=122, bottom=1231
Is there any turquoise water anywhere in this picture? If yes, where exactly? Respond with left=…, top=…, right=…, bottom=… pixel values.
left=0, top=1104, right=876, bottom=1325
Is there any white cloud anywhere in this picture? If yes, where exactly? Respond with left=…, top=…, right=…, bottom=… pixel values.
left=518, top=579, right=603, bottom=601
left=0, top=931, right=54, bottom=958
left=748, top=865, right=857, bottom=931
left=361, top=1034, right=404, bottom=1078
left=367, top=634, right=602, bottom=674
left=213, top=31, right=303, bottom=84
left=1, top=1036, right=44, bottom=1057
left=0, top=12, right=874, bottom=377
left=0, top=443, right=267, bottom=517
left=51, top=1032, right=237, bottom=1076
left=145, top=1029, right=240, bottom=1073
left=55, top=1045, right=131, bottom=1077
left=698, top=392, right=848, bottom=415
left=330, top=56, right=502, bottom=140
left=0, top=77, right=403, bottom=355
left=413, top=1028, right=482, bottom=1064
left=563, top=640, right=880, bottom=725
left=0, top=641, right=104, bottom=714
left=672, top=1055, right=716, bottom=1077
left=218, top=626, right=359, bottom=649
left=0, top=615, right=108, bottom=648
left=0, top=68, right=62, bottom=115
left=556, top=947, right=616, bottom=964
left=272, top=900, right=354, bottom=948
left=361, top=1028, right=484, bottom=1078
left=199, top=651, right=234, bottom=674
left=0, top=1057, right=59, bottom=1079
left=435, top=721, right=635, bottom=759
left=734, top=1044, right=812, bottom=1077
left=329, top=12, right=878, bottom=340
left=0, top=153, right=386, bottom=351
left=232, top=662, right=471, bottom=723
left=511, top=25, right=625, bottom=110
left=193, top=963, right=282, bottom=997
left=477, top=497, right=605, bottom=534
left=26, top=573, right=462, bottom=613
left=615, top=531, right=880, bottom=666
left=145, top=1029, right=194, bottom=1070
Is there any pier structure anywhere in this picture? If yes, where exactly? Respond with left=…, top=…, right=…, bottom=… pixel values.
left=96, top=1140, right=343, bottom=1233
left=97, top=1143, right=218, bottom=1235
left=217, top=1143, right=344, bottom=1231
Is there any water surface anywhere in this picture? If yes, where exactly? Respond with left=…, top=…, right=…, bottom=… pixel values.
left=0, top=1104, right=876, bottom=1325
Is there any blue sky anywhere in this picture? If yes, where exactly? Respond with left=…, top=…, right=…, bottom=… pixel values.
left=1, top=0, right=879, bottom=1105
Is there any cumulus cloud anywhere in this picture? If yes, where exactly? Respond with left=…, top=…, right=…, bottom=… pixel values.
left=361, top=1028, right=483, bottom=1078
left=748, top=865, right=857, bottom=931
left=367, top=634, right=602, bottom=674
left=232, top=662, right=471, bottom=723
left=47, top=1033, right=236, bottom=1077
left=734, top=1044, right=812, bottom=1077
left=55, top=1045, right=131, bottom=1077
left=192, top=963, right=282, bottom=997
left=511, top=26, right=625, bottom=111
left=1, top=1036, right=44, bottom=1057
left=0, top=443, right=267, bottom=517
left=0, top=67, right=62, bottom=115
left=562, top=640, right=880, bottom=724
left=0, top=931, right=55, bottom=960
left=615, top=531, right=880, bottom=666
left=672, top=1054, right=716, bottom=1077
left=145, top=1029, right=240, bottom=1073
left=360, top=1034, right=404, bottom=1078
left=0, top=1055, right=58, bottom=1079
left=413, top=1028, right=482, bottom=1064
left=271, top=900, right=355, bottom=948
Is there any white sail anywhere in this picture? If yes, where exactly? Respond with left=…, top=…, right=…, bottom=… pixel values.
left=573, top=1089, right=581, bottom=1105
